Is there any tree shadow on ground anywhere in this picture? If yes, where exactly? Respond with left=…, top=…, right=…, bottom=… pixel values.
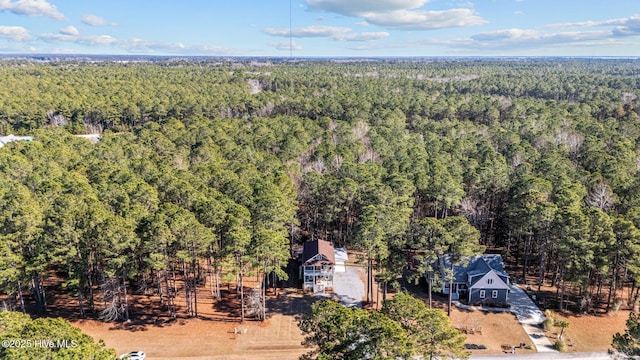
left=266, top=290, right=314, bottom=323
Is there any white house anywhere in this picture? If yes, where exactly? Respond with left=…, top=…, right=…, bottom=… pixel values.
left=0, top=134, right=33, bottom=148
left=300, top=240, right=335, bottom=293
left=334, top=247, right=348, bottom=273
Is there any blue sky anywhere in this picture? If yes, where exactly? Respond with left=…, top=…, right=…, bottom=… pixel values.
left=0, top=0, right=638, bottom=56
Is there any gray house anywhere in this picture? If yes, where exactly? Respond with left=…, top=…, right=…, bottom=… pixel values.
left=437, top=254, right=510, bottom=306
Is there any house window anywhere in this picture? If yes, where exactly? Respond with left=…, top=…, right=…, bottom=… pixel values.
left=492, top=290, right=498, bottom=299
left=487, top=279, right=493, bottom=284
left=479, top=290, right=485, bottom=299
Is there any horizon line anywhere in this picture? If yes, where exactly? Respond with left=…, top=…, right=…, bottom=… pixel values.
left=0, top=54, right=638, bottom=60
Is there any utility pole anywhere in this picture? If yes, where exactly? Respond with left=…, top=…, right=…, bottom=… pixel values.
left=289, top=0, right=293, bottom=57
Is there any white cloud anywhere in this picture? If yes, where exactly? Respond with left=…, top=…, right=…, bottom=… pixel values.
left=363, top=8, right=486, bottom=30
left=346, top=12, right=640, bottom=54
left=347, top=41, right=409, bottom=51
left=265, top=25, right=351, bottom=38
left=612, top=26, right=640, bottom=37
left=413, top=13, right=640, bottom=52
left=451, top=1, right=474, bottom=8
left=0, top=44, right=36, bottom=51
left=471, top=28, right=539, bottom=42
left=514, top=11, right=524, bottom=15
left=38, top=31, right=237, bottom=55
left=76, top=35, right=119, bottom=46
left=0, top=0, right=63, bottom=19
left=264, top=25, right=388, bottom=42
left=461, top=28, right=614, bottom=50
left=39, top=32, right=118, bottom=46
left=38, top=33, right=72, bottom=42
left=456, top=14, right=640, bottom=49
left=306, top=0, right=430, bottom=16
left=0, top=25, right=31, bottom=41
left=305, top=0, right=485, bottom=30
left=59, top=25, right=79, bottom=36
left=188, top=45, right=239, bottom=54
left=129, top=38, right=188, bottom=51
left=547, top=14, right=639, bottom=29
left=564, top=40, right=634, bottom=48
left=81, top=14, right=116, bottom=26
left=337, top=32, right=389, bottom=41
left=270, top=40, right=303, bottom=51
left=353, top=27, right=635, bottom=54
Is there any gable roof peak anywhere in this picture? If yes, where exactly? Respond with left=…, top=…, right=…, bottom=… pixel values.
left=302, top=239, right=336, bottom=265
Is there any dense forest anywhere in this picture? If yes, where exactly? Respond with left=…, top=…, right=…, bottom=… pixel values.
left=0, top=58, right=639, bottom=321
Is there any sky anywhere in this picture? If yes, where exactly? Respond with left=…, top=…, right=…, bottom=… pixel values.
left=0, top=0, right=638, bottom=57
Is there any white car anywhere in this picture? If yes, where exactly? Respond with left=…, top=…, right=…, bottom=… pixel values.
left=119, top=351, right=146, bottom=360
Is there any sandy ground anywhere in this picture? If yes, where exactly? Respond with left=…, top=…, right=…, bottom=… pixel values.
left=75, top=297, right=540, bottom=358
left=76, top=301, right=627, bottom=358
left=75, top=290, right=311, bottom=360
left=76, top=317, right=239, bottom=359
left=73, top=281, right=540, bottom=359
left=451, top=307, right=536, bottom=355
left=59, top=259, right=640, bottom=358
left=514, top=260, right=632, bottom=353
left=549, top=310, right=629, bottom=352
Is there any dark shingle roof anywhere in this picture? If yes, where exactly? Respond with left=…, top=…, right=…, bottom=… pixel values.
left=302, top=240, right=335, bottom=265
left=441, top=254, right=508, bottom=284
left=481, top=254, right=506, bottom=274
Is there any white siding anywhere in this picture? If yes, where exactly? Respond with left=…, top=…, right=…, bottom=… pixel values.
left=469, top=270, right=510, bottom=290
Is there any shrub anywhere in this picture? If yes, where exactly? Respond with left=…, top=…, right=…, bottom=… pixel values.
left=554, top=339, right=566, bottom=352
